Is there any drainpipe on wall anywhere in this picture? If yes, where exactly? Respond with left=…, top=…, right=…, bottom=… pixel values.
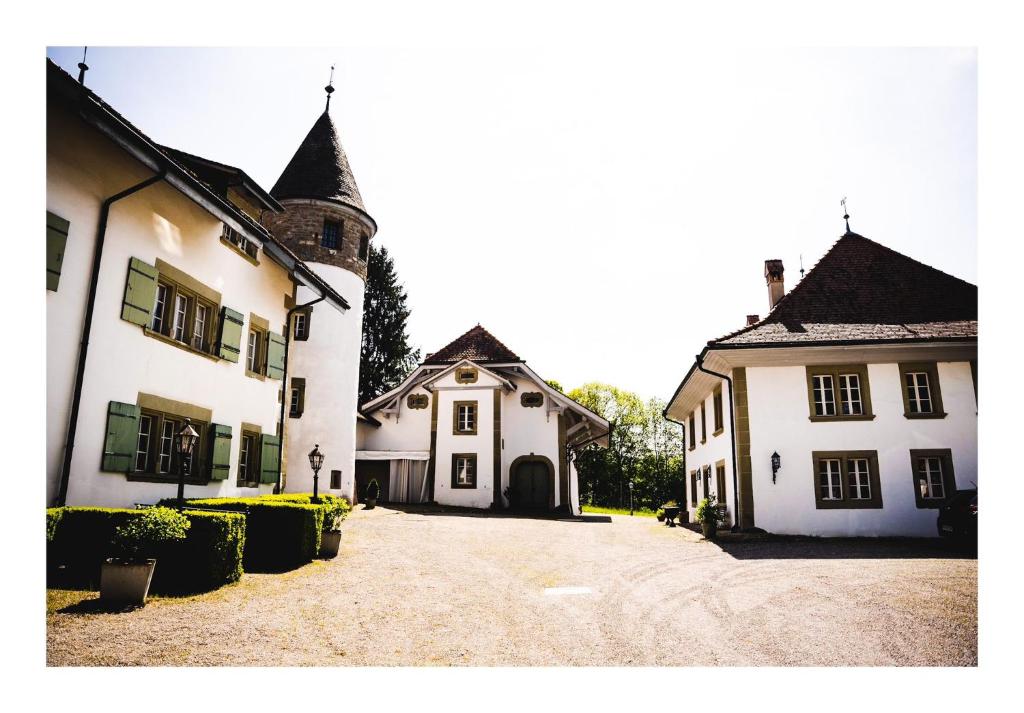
left=275, top=295, right=325, bottom=494
left=662, top=412, right=687, bottom=504
left=55, top=170, right=167, bottom=507
left=694, top=354, right=742, bottom=533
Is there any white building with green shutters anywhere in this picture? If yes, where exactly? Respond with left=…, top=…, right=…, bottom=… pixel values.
left=46, top=60, right=360, bottom=507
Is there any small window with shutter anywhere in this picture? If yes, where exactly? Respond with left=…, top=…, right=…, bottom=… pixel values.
left=46, top=211, right=70, bottom=291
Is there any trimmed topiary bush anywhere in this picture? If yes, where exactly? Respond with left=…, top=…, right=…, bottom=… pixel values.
left=46, top=508, right=64, bottom=543
left=48, top=507, right=246, bottom=593
left=172, top=497, right=324, bottom=572
left=112, top=507, right=190, bottom=562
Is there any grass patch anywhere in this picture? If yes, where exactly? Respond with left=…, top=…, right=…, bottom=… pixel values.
left=582, top=505, right=658, bottom=518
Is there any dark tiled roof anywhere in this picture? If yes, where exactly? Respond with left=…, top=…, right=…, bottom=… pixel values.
left=424, top=325, right=522, bottom=364
left=712, top=232, right=977, bottom=347
left=270, top=111, right=367, bottom=214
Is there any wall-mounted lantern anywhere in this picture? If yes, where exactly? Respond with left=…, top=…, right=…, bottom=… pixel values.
left=771, top=451, right=781, bottom=484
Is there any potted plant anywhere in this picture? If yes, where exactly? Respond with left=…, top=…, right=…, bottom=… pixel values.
left=662, top=500, right=680, bottom=527
left=101, top=507, right=190, bottom=606
left=364, top=479, right=381, bottom=509
left=695, top=494, right=723, bottom=540
left=318, top=496, right=351, bottom=559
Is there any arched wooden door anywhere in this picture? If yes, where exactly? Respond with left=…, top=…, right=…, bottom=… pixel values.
left=511, top=458, right=552, bottom=509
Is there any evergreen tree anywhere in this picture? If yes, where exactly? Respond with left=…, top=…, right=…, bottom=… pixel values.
left=359, top=244, right=421, bottom=404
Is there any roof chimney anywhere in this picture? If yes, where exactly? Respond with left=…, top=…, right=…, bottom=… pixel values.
left=765, top=259, right=785, bottom=310
left=746, top=314, right=760, bottom=326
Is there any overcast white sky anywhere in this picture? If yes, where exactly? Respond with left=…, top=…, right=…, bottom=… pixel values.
left=46, top=46, right=977, bottom=401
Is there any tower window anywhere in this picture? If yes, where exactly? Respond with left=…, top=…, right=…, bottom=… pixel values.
left=359, top=233, right=369, bottom=260
left=321, top=219, right=342, bottom=249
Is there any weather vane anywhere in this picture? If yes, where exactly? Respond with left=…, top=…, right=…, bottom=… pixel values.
left=841, top=196, right=851, bottom=234
left=325, top=64, right=336, bottom=112
left=77, top=46, right=89, bottom=85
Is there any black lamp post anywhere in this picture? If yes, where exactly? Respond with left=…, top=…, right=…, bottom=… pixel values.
left=175, top=418, right=199, bottom=510
left=628, top=480, right=634, bottom=516
left=771, top=451, right=781, bottom=484
left=308, top=444, right=324, bottom=500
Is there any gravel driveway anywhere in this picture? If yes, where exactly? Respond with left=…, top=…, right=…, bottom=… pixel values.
left=47, top=506, right=977, bottom=666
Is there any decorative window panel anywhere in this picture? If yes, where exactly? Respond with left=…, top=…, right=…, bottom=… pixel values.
left=407, top=393, right=429, bottom=409
left=520, top=392, right=544, bottom=408
left=455, top=366, right=478, bottom=384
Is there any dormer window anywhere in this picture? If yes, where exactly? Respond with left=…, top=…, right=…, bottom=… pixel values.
left=322, top=219, right=341, bottom=249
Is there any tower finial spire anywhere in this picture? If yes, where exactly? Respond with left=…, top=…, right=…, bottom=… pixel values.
left=77, top=46, right=89, bottom=85
left=324, top=64, right=335, bottom=112
left=841, top=196, right=851, bottom=234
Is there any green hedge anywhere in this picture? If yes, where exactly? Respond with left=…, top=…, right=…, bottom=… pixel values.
left=46, top=508, right=64, bottom=543
left=170, top=497, right=323, bottom=572
left=47, top=507, right=246, bottom=593
left=254, top=493, right=351, bottom=530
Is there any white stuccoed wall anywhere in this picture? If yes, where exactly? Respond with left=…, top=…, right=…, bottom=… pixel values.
left=284, top=264, right=364, bottom=502
left=682, top=386, right=736, bottom=522
left=500, top=376, right=563, bottom=508
left=746, top=361, right=978, bottom=537
left=433, top=383, right=497, bottom=509
left=359, top=386, right=433, bottom=452
left=48, top=114, right=293, bottom=507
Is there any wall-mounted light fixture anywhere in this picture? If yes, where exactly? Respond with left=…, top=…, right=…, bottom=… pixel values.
left=771, top=451, right=781, bottom=484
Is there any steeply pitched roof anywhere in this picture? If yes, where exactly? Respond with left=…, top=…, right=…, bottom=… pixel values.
left=711, top=232, right=978, bottom=347
left=270, top=111, right=368, bottom=215
left=424, top=325, right=522, bottom=364
left=159, top=145, right=282, bottom=213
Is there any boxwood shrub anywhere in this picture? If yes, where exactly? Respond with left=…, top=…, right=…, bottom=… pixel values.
left=47, top=507, right=246, bottom=593
left=172, top=497, right=323, bottom=572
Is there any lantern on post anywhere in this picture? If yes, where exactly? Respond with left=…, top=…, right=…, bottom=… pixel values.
left=308, top=444, right=325, bottom=499
left=175, top=418, right=200, bottom=510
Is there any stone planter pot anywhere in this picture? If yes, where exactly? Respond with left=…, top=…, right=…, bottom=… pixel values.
left=364, top=497, right=377, bottom=510
left=101, top=558, right=156, bottom=606
left=701, top=520, right=717, bottom=540
left=319, top=530, right=342, bottom=559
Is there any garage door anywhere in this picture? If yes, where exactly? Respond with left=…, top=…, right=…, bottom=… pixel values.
left=511, top=460, right=551, bottom=509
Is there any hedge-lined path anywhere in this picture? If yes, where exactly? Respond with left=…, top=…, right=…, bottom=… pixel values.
left=47, top=506, right=977, bottom=666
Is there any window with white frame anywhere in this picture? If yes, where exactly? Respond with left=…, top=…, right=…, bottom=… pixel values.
left=917, top=456, right=945, bottom=500
left=819, top=458, right=842, bottom=501
left=293, top=312, right=308, bottom=340
left=838, top=373, right=863, bottom=415
left=904, top=371, right=932, bottom=414
left=193, top=303, right=208, bottom=350
left=812, top=375, right=836, bottom=416
left=451, top=453, right=477, bottom=488
left=813, top=450, right=882, bottom=509
left=453, top=401, right=477, bottom=435
left=135, top=414, right=152, bottom=472
left=847, top=457, right=872, bottom=500
left=152, top=283, right=168, bottom=332
left=172, top=293, right=189, bottom=342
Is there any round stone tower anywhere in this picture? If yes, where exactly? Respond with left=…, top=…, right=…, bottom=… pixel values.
left=263, top=96, right=376, bottom=502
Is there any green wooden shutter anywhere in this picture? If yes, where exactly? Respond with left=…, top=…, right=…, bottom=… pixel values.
left=208, top=424, right=232, bottom=480
left=217, top=307, right=244, bottom=362
left=46, top=212, right=70, bottom=292
left=102, top=401, right=140, bottom=472
left=265, top=332, right=286, bottom=379
left=121, top=257, right=159, bottom=326
left=259, top=434, right=281, bottom=484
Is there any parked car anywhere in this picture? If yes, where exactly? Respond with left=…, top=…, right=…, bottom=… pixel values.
left=937, top=489, right=977, bottom=541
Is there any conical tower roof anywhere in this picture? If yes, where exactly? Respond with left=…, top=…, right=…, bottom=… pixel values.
left=271, top=111, right=368, bottom=216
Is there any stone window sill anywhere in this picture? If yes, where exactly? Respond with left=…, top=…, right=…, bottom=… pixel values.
left=904, top=412, right=948, bottom=420
left=143, top=327, right=220, bottom=362
left=808, top=414, right=877, bottom=423
left=220, top=236, right=260, bottom=266
left=712, top=427, right=724, bottom=437
left=245, top=369, right=267, bottom=381
left=126, top=472, right=209, bottom=485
